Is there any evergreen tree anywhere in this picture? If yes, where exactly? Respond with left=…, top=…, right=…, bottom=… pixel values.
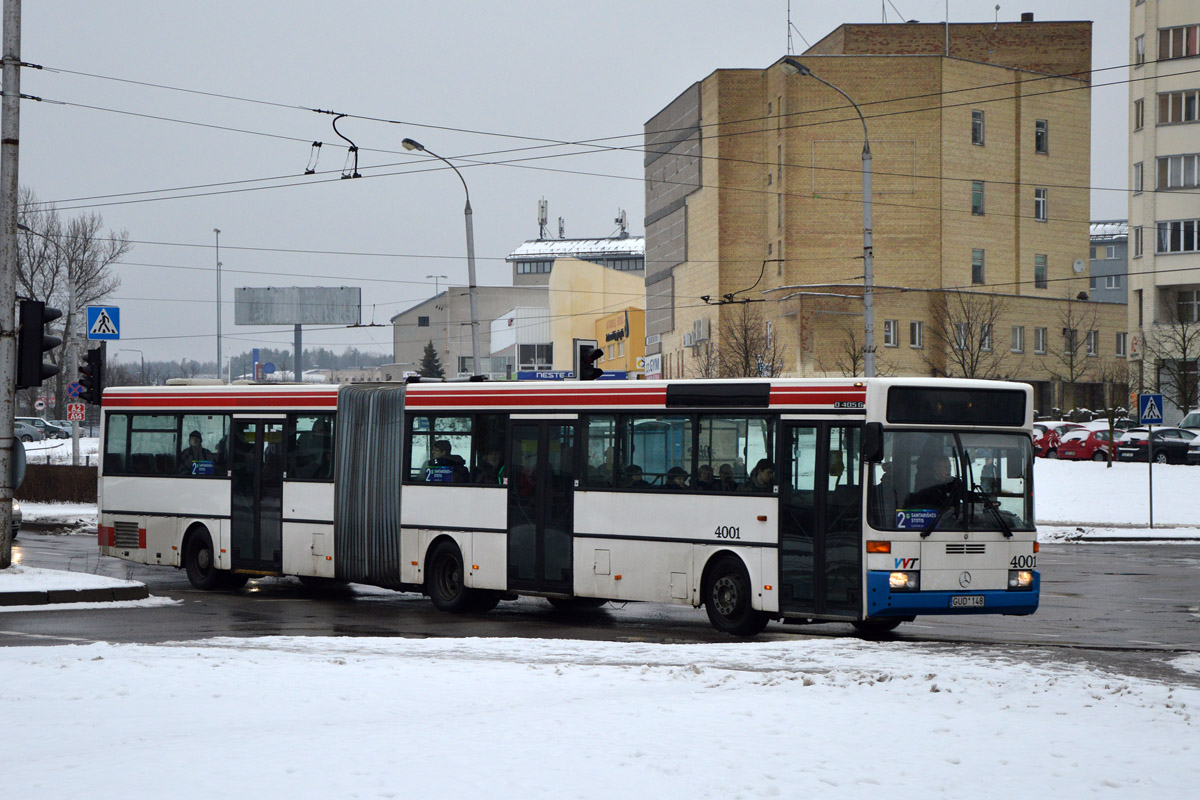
left=419, top=340, right=445, bottom=378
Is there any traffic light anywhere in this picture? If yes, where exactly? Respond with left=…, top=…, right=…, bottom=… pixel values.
left=579, top=346, right=605, bottom=381
left=16, top=299, right=62, bottom=389
left=79, top=344, right=105, bottom=405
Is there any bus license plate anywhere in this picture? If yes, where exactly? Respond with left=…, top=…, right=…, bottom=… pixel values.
left=950, top=595, right=985, bottom=608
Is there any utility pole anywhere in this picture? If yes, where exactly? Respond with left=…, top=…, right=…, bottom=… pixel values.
left=0, top=0, right=21, bottom=568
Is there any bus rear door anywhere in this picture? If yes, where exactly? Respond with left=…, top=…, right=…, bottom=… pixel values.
left=778, top=421, right=863, bottom=619
left=507, top=418, right=577, bottom=595
left=230, top=416, right=285, bottom=574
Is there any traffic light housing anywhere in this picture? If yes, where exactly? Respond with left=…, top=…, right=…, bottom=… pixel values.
left=79, top=344, right=105, bottom=405
left=16, top=300, right=62, bottom=389
left=579, top=346, right=605, bottom=381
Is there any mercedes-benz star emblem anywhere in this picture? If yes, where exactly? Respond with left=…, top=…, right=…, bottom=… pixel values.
left=958, top=571, right=972, bottom=588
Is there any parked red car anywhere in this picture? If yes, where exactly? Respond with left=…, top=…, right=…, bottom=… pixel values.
left=1056, top=428, right=1116, bottom=461
left=1032, top=422, right=1083, bottom=458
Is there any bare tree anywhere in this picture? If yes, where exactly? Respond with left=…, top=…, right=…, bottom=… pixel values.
left=817, top=319, right=897, bottom=377
left=921, top=291, right=1011, bottom=378
left=686, top=340, right=721, bottom=379
left=1095, top=357, right=1130, bottom=468
left=716, top=303, right=786, bottom=378
left=1141, top=295, right=1200, bottom=418
left=17, top=187, right=128, bottom=411
left=1048, top=297, right=1100, bottom=413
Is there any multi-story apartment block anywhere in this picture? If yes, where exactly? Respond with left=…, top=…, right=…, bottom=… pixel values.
left=1089, top=221, right=1130, bottom=305
left=1128, top=0, right=1200, bottom=421
left=645, top=17, right=1126, bottom=413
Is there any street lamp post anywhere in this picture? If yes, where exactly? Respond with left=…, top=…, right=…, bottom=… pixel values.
left=783, top=58, right=876, bottom=378
left=403, top=138, right=482, bottom=377
left=213, top=228, right=222, bottom=382
left=426, top=274, right=448, bottom=374
left=120, top=348, right=145, bottom=384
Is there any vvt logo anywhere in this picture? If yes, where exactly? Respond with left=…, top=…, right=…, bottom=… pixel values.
left=894, top=557, right=919, bottom=569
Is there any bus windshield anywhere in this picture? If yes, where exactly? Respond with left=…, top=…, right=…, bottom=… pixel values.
left=867, top=430, right=1034, bottom=533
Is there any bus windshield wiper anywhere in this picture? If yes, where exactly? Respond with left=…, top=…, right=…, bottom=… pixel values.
left=970, top=482, right=1013, bottom=538
left=920, top=494, right=961, bottom=538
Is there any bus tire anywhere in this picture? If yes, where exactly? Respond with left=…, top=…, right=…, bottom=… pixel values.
left=184, top=528, right=223, bottom=590
left=224, top=573, right=250, bottom=590
left=704, top=555, right=769, bottom=637
left=852, top=618, right=904, bottom=635
left=426, top=540, right=470, bottom=612
left=469, top=590, right=502, bottom=613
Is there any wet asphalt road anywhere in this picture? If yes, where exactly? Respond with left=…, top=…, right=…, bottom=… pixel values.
left=5, top=531, right=1199, bottom=683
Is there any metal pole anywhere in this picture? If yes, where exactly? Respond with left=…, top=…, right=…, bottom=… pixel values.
left=213, top=228, right=221, bottom=382
left=68, top=273, right=78, bottom=465
left=1148, top=423, right=1154, bottom=530
left=0, top=0, right=21, bottom=569
left=294, top=324, right=302, bottom=382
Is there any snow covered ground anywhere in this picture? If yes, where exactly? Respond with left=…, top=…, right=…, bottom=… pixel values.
left=4, top=445, right=1200, bottom=798
left=4, top=637, right=1198, bottom=799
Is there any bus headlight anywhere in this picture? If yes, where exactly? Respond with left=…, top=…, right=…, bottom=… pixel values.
left=1008, top=570, right=1034, bottom=590
left=889, top=571, right=919, bottom=591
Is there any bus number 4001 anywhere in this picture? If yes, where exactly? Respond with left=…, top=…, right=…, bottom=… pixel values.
left=1010, top=555, right=1036, bottom=569
left=714, top=526, right=741, bottom=540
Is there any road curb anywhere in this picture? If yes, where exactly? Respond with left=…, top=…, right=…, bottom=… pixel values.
left=0, top=584, right=149, bottom=606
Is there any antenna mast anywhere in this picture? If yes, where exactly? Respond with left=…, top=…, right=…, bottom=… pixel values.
left=538, top=198, right=548, bottom=239
left=787, top=0, right=793, bottom=54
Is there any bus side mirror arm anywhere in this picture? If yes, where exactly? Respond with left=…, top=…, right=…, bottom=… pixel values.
left=862, top=422, right=883, bottom=462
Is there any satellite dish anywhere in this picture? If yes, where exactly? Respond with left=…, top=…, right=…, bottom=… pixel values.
left=1073, top=258, right=1086, bottom=273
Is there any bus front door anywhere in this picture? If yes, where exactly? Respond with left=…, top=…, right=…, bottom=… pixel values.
left=230, top=418, right=285, bottom=574
left=779, top=422, right=863, bottom=618
left=507, top=420, right=576, bottom=595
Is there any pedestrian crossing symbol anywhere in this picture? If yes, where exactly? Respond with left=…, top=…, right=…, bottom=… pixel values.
left=86, top=306, right=120, bottom=340
left=1138, top=393, right=1164, bottom=425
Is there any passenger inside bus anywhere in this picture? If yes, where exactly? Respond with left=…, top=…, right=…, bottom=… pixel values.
left=716, top=463, right=738, bottom=491
left=293, top=419, right=332, bottom=479
left=472, top=448, right=505, bottom=485
left=665, top=466, right=689, bottom=490
left=621, top=464, right=650, bottom=489
left=741, top=459, right=775, bottom=492
left=177, top=430, right=214, bottom=476
left=694, top=464, right=715, bottom=490
left=906, top=455, right=960, bottom=508
left=425, top=439, right=469, bottom=482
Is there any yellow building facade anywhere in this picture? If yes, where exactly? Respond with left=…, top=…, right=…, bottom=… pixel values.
left=547, top=257, right=647, bottom=376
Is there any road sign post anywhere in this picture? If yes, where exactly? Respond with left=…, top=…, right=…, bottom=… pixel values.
left=1138, top=394, right=1163, bottom=530
left=67, top=402, right=85, bottom=422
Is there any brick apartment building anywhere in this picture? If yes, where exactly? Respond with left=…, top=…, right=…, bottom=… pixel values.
left=644, top=18, right=1127, bottom=413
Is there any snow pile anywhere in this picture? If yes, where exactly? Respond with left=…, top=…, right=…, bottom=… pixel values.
left=5, top=637, right=1197, bottom=799
left=0, top=563, right=141, bottom=591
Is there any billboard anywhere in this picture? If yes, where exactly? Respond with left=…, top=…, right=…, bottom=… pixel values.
left=234, top=287, right=362, bottom=325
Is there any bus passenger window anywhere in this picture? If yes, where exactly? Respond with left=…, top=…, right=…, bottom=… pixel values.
left=290, top=415, right=334, bottom=480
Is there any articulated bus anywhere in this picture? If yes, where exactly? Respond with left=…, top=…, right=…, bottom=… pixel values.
left=97, top=377, right=1039, bottom=635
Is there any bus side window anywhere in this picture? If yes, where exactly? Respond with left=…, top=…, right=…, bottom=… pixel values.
left=290, top=414, right=334, bottom=480
left=104, top=414, right=129, bottom=474
left=582, top=415, right=617, bottom=488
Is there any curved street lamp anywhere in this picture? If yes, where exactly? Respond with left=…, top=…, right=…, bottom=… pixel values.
left=782, top=58, right=876, bottom=378
left=403, top=138, right=482, bottom=377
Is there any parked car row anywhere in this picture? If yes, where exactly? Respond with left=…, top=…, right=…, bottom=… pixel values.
left=1033, top=418, right=1138, bottom=459
left=13, top=416, right=72, bottom=442
left=1036, top=415, right=1200, bottom=465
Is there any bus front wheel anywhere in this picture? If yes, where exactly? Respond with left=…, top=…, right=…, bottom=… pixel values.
left=704, top=556, right=769, bottom=637
left=184, top=529, right=223, bottom=590
left=852, top=618, right=904, bottom=636
left=427, top=540, right=471, bottom=612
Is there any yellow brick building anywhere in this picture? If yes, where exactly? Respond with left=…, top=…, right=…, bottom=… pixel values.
left=644, top=20, right=1128, bottom=413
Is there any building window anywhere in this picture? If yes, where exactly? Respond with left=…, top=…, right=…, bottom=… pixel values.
left=1135, top=34, right=1145, bottom=66
left=1159, top=25, right=1200, bottom=61
left=910, top=320, right=923, bottom=349
left=954, top=322, right=968, bottom=350
left=972, top=248, right=985, bottom=284
left=778, top=144, right=783, bottom=181
left=1157, top=154, right=1200, bottom=189
left=1105, top=274, right=1122, bottom=290
left=1116, top=332, right=1128, bottom=357
left=981, top=324, right=993, bottom=352
left=1134, top=98, right=1145, bottom=130
left=1134, top=161, right=1143, bottom=193
left=1106, top=245, right=1118, bottom=259
left=1011, top=325, right=1025, bottom=354
left=1086, top=330, right=1099, bottom=356
left=1158, top=90, right=1200, bottom=124
left=971, top=181, right=985, bottom=215
left=971, top=110, right=985, bottom=145
left=1034, top=188, right=1048, bottom=222
left=516, top=260, right=553, bottom=275
left=777, top=193, right=783, bottom=230
left=883, top=319, right=899, bottom=347
left=1089, top=275, right=1099, bottom=290
left=418, top=316, right=430, bottom=327
left=1035, top=119, right=1049, bottom=154
left=1134, top=227, right=1143, bottom=257
left=1034, top=327, right=1047, bottom=355
left=1064, top=329, right=1078, bottom=352
left=1156, top=220, right=1200, bottom=254
left=1178, top=290, right=1200, bottom=323
left=1034, top=254, right=1048, bottom=289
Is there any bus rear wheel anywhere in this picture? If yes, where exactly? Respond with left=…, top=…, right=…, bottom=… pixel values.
left=184, top=529, right=223, bottom=590
left=427, top=540, right=471, bottom=612
left=852, top=618, right=904, bottom=635
left=704, top=556, right=769, bottom=637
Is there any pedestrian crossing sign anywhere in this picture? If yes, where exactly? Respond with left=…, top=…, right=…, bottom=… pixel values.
left=1138, top=393, right=1164, bottom=425
left=86, top=306, right=120, bottom=340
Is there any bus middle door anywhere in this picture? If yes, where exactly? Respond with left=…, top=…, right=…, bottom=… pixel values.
left=507, top=417, right=577, bottom=595
left=230, top=416, right=285, bottom=574
left=779, top=421, right=863, bottom=618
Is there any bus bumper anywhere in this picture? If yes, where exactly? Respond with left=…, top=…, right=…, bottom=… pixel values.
left=866, top=571, right=1040, bottom=617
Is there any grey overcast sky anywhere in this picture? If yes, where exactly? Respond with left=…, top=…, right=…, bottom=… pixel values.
left=18, top=0, right=1130, bottom=366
